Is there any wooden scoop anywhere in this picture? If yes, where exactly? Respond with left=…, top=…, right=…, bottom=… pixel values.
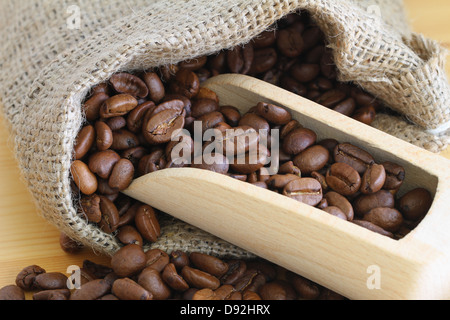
left=123, top=74, right=450, bottom=300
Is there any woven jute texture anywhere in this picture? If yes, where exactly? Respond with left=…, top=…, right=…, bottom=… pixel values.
left=0, top=0, right=449, bottom=257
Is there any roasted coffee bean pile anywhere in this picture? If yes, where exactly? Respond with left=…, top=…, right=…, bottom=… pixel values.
left=71, top=64, right=432, bottom=245
left=163, top=10, right=392, bottom=125
left=0, top=244, right=347, bottom=300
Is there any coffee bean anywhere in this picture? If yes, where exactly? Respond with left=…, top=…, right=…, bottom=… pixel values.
left=259, top=281, right=294, bottom=300
left=280, top=120, right=301, bottom=139
left=135, top=204, right=161, bottom=243
left=326, top=162, right=361, bottom=196
left=334, top=143, right=375, bottom=174
left=111, top=244, right=146, bottom=278
left=181, top=266, right=220, bottom=290
left=142, top=108, right=185, bottom=145
left=324, top=191, right=354, bottom=221
left=220, top=105, right=241, bottom=127
left=100, top=94, right=138, bottom=119
left=170, top=69, right=200, bottom=99
left=352, top=220, right=394, bottom=238
left=108, top=158, right=135, bottom=191
left=220, top=260, right=247, bottom=286
left=291, top=63, right=320, bottom=83
left=246, top=260, right=277, bottom=281
left=121, top=146, right=149, bottom=167
left=333, top=98, right=356, bottom=116
left=278, top=160, right=301, bottom=176
left=283, top=177, right=323, bottom=206
left=59, top=232, right=83, bottom=254
left=242, top=291, right=262, bottom=300
left=106, top=116, right=127, bottom=131
left=162, top=263, right=189, bottom=292
left=218, top=125, right=259, bottom=156
left=88, top=150, right=121, bottom=179
left=363, top=207, right=404, bottom=233
left=79, top=266, right=108, bottom=285
left=145, top=249, right=170, bottom=272
left=249, top=47, right=278, bottom=75
left=191, top=98, right=219, bottom=118
left=238, top=113, right=270, bottom=133
left=267, top=174, right=301, bottom=190
left=360, top=163, right=386, bottom=194
left=229, top=144, right=268, bottom=174
left=94, top=121, right=113, bottom=151
left=0, top=285, right=25, bottom=300
left=70, top=279, right=111, bottom=300
left=138, top=267, right=172, bottom=300
left=255, top=102, right=292, bottom=125
left=170, top=250, right=190, bottom=271
left=397, top=188, right=433, bottom=221
left=227, top=44, right=254, bottom=75
left=213, top=284, right=237, bottom=300
left=196, top=87, right=219, bottom=104
left=316, top=89, right=347, bottom=108
left=282, top=127, right=316, bottom=155
left=112, top=278, right=153, bottom=300
left=142, top=72, right=165, bottom=103
left=302, top=26, right=323, bottom=50
left=286, top=272, right=320, bottom=300
left=97, top=178, right=119, bottom=196
left=149, top=99, right=185, bottom=119
left=353, top=190, right=395, bottom=217
left=126, top=101, right=156, bottom=133
left=159, top=63, right=179, bottom=83
left=293, top=145, right=329, bottom=175
left=111, top=129, right=139, bottom=151
left=276, top=27, right=304, bottom=58
left=251, top=30, right=277, bottom=49
left=351, top=87, right=378, bottom=107
left=352, top=105, right=376, bottom=125
left=323, top=206, right=348, bottom=221
left=311, top=171, right=329, bottom=192
left=165, top=134, right=194, bottom=163
left=192, top=288, right=218, bottom=300
left=191, top=154, right=229, bottom=175
left=32, top=289, right=70, bottom=300
left=83, top=92, right=109, bottom=122
left=280, top=75, right=308, bottom=95
left=110, top=73, right=149, bottom=98
left=15, top=265, right=46, bottom=290
left=98, top=196, right=120, bottom=233
left=189, top=252, right=229, bottom=278
left=197, top=111, right=225, bottom=133
left=33, top=272, right=68, bottom=290
left=318, top=138, right=339, bottom=157
left=117, top=225, right=143, bottom=246
left=137, top=148, right=166, bottom=175
left=71, top=160, right=98, bottom=195
left=320, top=47, right=337, bottom=79
left=381, top=161, right=405, bottom=190
left=74, top=125, right=95, bottom=160
left=179, top=56, right=208, bottom=71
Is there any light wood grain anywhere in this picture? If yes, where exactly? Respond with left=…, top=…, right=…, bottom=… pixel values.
left=0, top=0, right=449, bottom=296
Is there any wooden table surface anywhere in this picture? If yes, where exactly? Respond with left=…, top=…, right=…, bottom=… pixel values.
left=1, top=0, right=450, bottom=293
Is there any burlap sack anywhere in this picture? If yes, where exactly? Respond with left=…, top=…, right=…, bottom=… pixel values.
left=0, top=0, right=449, bottom=257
